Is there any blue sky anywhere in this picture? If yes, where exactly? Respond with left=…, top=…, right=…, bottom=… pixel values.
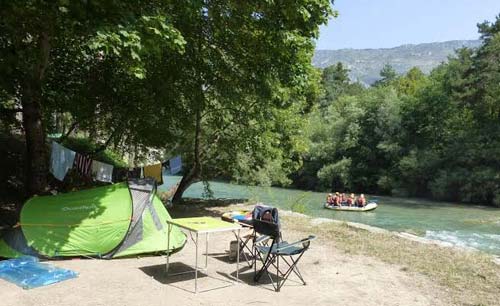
left=316, top=0, right=500, bottom=50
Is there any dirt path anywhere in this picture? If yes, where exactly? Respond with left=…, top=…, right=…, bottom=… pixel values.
left=1, top=227, right=450, bottom=306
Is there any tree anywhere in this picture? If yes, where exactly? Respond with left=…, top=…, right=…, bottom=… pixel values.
left=319, top=62, right=364, bottom=108
left=394, top=67, right=428, bottom=96
left=0, top=1, right=185, bottom=195
left=1, top=1, right=336, bottom=206
left=170, top=0, right=334, bottom=202
left=373, top=64, right=398, bottom=87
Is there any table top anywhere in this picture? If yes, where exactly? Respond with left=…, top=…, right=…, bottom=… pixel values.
left=167, top=216, right=241, bottom=233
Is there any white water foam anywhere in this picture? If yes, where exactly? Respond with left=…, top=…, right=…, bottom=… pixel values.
left=425, top=230, right=500, bottom=253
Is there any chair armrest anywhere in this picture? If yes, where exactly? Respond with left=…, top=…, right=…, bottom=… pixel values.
left=275, top=235, right=316, bottom=253
left=255, top=234, right=271, bottom=244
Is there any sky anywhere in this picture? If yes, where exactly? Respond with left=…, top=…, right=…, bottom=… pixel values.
left=316, top=0, right=500, bottom=50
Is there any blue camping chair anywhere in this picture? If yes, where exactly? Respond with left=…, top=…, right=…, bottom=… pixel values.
left=252, top=206, right=316, bottom=292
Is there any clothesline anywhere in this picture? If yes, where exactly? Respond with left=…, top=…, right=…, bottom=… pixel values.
left=49, top=141, right=182, bottom=185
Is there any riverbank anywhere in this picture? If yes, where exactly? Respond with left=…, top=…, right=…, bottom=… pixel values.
left=0, top=199, right=450, bottom=306
left=2, top=199, right=499, bottom=305
left=161, top=176, right=500, bottom=256
left=196, top=201, right=500, bottom=306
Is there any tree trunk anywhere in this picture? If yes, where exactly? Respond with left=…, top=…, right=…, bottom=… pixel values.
left=21, top=31, right=51, bottom=195
left=172, top=108, right=202, bottom=204
left=22, top=82, right=48, bottom=195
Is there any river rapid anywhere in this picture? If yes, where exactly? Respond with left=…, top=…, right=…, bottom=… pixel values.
left=160, top=175, right=500, bottom=255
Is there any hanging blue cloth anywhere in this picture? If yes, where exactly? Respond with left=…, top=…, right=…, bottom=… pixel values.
left=169, top=156, right=182, bottom=174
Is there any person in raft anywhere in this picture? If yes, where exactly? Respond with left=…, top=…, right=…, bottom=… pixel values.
left=326, top=192, right=341, bottom=207
left=326, top=193, right=335, bottom=206
left=333, top=192, right=341, bottom=206
left=356, top=194, right=366, bottom=207
left=346, top=193, right=355, bottom=207
left=340, top=193, right=347, bottom=206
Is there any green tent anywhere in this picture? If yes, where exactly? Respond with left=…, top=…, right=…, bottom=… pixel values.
left=0, top=179, right=186, bottom=259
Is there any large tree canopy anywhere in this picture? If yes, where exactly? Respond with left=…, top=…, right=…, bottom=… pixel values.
left=0, top=1, right=334, bottom=198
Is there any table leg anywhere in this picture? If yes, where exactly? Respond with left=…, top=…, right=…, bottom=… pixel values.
left=166, top=223, right=171, bottom=274
left=205, top=232, right=209, bottom=269
left=236, top=228, right=240, bottom=281
left=195, top=232, right=199, bottom=294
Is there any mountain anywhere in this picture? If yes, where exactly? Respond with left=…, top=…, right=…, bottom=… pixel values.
left=313, top=40, right=482, bottom=85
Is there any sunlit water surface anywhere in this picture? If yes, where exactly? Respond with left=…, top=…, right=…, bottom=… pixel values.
left=160, top=175, right=500, bottom=255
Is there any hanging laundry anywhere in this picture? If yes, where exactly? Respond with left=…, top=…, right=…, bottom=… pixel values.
left=112, top=167, right=128, bottom=182
left=50, top=142, right=76, bottom=181
left=143, top=163, right=163, bottom=184
left=91, top=160, right=114, bottom=183
left=73, top=153, right=93, bottom=177
left=169, top=156, right=182, bottom=175
left=128, top=167, right=141, bottom=179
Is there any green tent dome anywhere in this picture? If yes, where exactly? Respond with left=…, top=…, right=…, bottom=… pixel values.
left=0, top=179, right=185, bottom=259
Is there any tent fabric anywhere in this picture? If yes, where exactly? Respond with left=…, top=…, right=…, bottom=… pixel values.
left=108, top=178, right=159, bottom=257
left=1, top=228, right=40, bottom=257
left=0, top=180, right=186, bottom=259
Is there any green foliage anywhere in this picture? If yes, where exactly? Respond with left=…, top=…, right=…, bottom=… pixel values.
left=0, top=1, right=334, bottom=195
left=202, top=181, right=214, bottom=199
left=319, top=62, right=365, bottom=108
left=60, top=137, right=127, bottom=168
left=294, top=16, right=500, bottom=206
left=373, top=64, right=398, bottom=87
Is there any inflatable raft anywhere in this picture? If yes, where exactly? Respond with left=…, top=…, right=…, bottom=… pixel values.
left=324, top=202, right=378, bottom=212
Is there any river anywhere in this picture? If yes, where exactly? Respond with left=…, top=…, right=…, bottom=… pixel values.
left=160, top=175, right=500, bottom=255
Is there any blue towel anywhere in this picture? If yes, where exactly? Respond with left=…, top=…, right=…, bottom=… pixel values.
left=0, top=256, right=78, bottom=289
left=50, top=141, right=76, bottom=181
left=169, top=156, right=182, bottom=175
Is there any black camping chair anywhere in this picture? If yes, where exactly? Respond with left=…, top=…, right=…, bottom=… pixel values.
left=252, top=209, right=316, bottom=292
left=229, top=204, right=279, bottom=267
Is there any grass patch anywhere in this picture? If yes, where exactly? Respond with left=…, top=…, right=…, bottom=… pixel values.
left=281, top=214, right=500, bottom=306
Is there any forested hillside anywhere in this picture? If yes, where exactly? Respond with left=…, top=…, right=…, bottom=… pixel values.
left=293, top=18, right=500, bottom=206
left=313, top=40, right=482, bottom=85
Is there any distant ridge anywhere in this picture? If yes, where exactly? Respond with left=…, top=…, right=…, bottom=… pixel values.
left=313, top=40, right=482, bottom=85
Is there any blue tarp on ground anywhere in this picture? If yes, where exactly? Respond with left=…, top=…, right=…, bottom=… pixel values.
left=0, top=256, right=78, bottom=289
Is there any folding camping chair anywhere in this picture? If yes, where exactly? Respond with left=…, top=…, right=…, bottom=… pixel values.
left=252, top=208, right=315, bottom=292
left=227, top=204, right=277, bottom=267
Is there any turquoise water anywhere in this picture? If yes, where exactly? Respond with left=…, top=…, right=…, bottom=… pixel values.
left=160, top=176, right=500, bottom=255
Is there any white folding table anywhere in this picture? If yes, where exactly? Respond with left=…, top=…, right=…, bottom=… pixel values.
left=166, top=217, right=242, bottom=293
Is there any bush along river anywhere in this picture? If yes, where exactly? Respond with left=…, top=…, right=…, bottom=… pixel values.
left=161, top=175, right=500, bottom=255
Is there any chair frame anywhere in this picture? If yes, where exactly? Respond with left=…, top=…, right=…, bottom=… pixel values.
left=252, top=219, right=315, bottom=292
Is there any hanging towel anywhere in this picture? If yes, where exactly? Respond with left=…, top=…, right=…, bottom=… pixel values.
left=91, top=160, right=114, bottom=183
left=128, top=167, right=141, bottom=179
left=73, top=153, right=93, bottom=177
left=50, top=142, right=76, bottom=181
left=169, top=156, right=182, bottom=175
left=143, top=163, right=163, bottom=184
